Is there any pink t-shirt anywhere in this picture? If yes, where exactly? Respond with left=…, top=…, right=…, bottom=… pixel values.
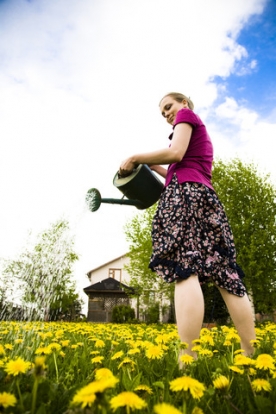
left=165, top=108, right=214, bottom=191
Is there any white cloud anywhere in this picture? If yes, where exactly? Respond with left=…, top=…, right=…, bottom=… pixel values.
left=0, top=0, right=271, bottom=299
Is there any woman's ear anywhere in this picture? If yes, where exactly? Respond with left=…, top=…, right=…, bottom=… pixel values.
left=182, top=99, right=189, bottom=108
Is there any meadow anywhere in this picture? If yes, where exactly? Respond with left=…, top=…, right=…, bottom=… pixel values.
left=0, top=320, right=275, bottom=413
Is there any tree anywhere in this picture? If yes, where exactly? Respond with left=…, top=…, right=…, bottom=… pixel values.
left=124, top=158, right=276, bottom=320
left=212, top=158, right=276, bottom=314
left=124, top=205, right=174, bottom=322
left=1, top=219, right=81, bottom=320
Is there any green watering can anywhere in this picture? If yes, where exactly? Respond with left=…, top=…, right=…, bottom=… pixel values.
left=86, top=164, right=164, bottom=212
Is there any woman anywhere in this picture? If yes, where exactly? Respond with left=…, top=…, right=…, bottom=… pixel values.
left=119, top=92, right=255, bottom=358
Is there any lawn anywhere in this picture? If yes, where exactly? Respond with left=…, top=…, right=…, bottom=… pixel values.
left=0, top=320, right=275, bottom=413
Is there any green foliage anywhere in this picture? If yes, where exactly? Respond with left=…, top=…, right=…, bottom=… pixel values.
left=144, top=302, right=160, bottom=323
left=111, top=304, right=135, bottom=323
left=0, top=219, right=82, bottom=320
left=124, top=205, right=174, bottom=320
left=212, top=159, right=276, bottom=313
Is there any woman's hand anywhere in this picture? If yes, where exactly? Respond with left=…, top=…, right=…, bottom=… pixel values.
left=119, top=158, right=138, bottom=177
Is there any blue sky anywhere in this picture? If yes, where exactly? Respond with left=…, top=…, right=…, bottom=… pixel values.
left=0, top=0, right=275, bottom=305
left=215, top=0, right=276, bottom=118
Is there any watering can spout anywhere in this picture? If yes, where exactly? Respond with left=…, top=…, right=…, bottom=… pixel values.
left=86, top=164, right=164, bottom=212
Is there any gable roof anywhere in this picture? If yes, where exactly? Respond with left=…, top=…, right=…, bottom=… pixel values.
left=83, top=277, right=134, bottom=294
left=86, top=253, right=128, bottom=276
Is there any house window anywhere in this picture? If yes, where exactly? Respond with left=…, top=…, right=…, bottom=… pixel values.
left=109, top=268, right=122, bottom=282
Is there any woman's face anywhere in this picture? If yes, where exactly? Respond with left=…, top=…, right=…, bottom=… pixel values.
left=159, top=96, right=188, bottom=125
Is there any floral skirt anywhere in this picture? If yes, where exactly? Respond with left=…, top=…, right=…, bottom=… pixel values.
left=149, top=175, right=246, bottom=297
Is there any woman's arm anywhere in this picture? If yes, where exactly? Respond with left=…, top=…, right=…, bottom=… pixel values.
left=149, top=165, right=168, bottom=178
left=119, top=123, right=192, bottom=176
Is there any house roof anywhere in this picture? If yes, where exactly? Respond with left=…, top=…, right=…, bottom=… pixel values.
left=86, top=253, right=128, bottom=275
left=83, top=277, right=135, bottom=294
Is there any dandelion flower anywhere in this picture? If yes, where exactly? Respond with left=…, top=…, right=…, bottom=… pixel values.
left=95, top=339, right=105, bottom=348
left=255, top=354, right=275, bottom=371
left=91, top=356, right=104, bottom=364
left=179, top=354, right=194, bottom=365
left=5, top=357, right=31, bottom=376
left=110, top=391, right=147, bottom=411
left=128, top=348, right=140, bottom=355
left=0, top=345, right=5, bottom=355
left=154, top=402, right=182, bottom=414
left=4, top=344, right=13, bottom=350
left=145, top=345, right=164, bottom=360
left=251, top=379, right=272, bottom=392
left=234, top=354, right=254, bottom=367
left=72, top=385, right=96, bottom=408
left=0, top=392, right=17, bottom=408
left=213, top=375, right=230, bottom=390
left=198, top=349, right=213, bottom=357
left=111, top=351, right=124, bottom=360
left=118, top=357, right=136, bottom=370
left=95, top=368, right=116, bottom=380
left=134, top=384, right=153, bottom=394
left=229, top=366, right=244, bottom=375
left=170, top=376, right=205, bottom=399
left=192, top=408, right=204, bottom=414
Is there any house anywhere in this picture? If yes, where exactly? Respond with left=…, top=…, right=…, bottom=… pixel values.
left=84, top=254, right=137, bottom=322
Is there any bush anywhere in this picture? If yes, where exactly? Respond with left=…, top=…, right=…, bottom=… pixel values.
left=111, top=304, right=135, bottom=323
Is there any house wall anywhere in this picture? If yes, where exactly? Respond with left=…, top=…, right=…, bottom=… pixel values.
left=88, top=255, right=130, bottom=285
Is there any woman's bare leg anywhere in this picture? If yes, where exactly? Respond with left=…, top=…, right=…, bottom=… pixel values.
left=218, top=287, right=256, bottom=355
left=174, top=275, right=204, bottom=358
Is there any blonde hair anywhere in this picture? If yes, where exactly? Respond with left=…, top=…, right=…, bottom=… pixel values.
left=160, top=92, right=194, bottom=110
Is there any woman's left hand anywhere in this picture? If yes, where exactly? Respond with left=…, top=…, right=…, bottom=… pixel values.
left=119, top=158, right=137, bottom=177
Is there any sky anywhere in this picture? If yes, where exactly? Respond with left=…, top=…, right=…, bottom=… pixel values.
left=0, top=0, right=275, bottom=307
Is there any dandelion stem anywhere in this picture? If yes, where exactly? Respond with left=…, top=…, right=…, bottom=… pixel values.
left=16, top=378, right=24, bottom=411
left=31, top=377, right=39, bottom=414
left=53, top=351, right=59, bottom=382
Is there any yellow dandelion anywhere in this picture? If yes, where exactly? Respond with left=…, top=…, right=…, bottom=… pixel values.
left=145, top=345, right=164, bottom=360
left=179, top=354, right=195, bottom=365
left=154, top=402, right=182, bottom=414
left=71, top=385, right=96, bottom=409
left=48, top=343, right=61, bottom=352
left=71, top=345, right=78, bottom=349
left=170, top=376, right=205, bottom=399
left=61, top=340, right=70, bottom=347
left=128, top=348, right=140, bottom=355
left=4, top=344, right=13, bottom=350
left=91, top=356, right=104, bottom=364
left=5, top=357, right=31, bottom=376
left=110, top=391, right=147, bottom=411
left=255, top=354, right=275, bottom=371
left=35, top=346, right=52, bottom=355
left=14, top=339, right=23, bottom=344
left=200, top=334, right=214, bottom=346
left=198, top=349, right=213, bottom=357
left=0, top=344, right=5, bottom=355
left=0, top=392, right=17, bottom=408
left=229, top=366, right=244, bottom=375
left=95, top=339, right=105, bottom=348
left=213, top=375, right=230, bottom=390
left=192, top=407, right=204, bottom=414
left=95, top=368, right=115, bottom=380
left=89, top=377, right=119, bottom=393
left=251, top=378, right=272, bottom=392
left=179, top=341, right=189, bottom=349
left=111, top=351, right=124, bottom=360
left=90, top=351, right=100, bottom=355
left=134, top=385, right=153, bottom=394
left=118, top=357, right=136, bottom=370
left=234, top=354, right=254, bottom=367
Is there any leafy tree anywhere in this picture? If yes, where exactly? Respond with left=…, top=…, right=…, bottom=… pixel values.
left=1, top=219, right=81, bottom=320
left=212, top=158, right=276, bottom=314
left=124, top=159, right=276, bottom=320
left=124, top=205, right=174, bottom=322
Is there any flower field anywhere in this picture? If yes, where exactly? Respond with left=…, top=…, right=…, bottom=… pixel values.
left=0, top=321, right=276, bottom=413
